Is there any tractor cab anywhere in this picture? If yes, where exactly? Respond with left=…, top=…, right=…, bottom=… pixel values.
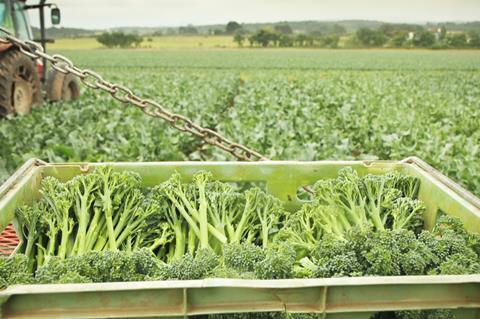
left=0, top=0, right=34, bottom=41
left=0, top=0, right=79, bottom=116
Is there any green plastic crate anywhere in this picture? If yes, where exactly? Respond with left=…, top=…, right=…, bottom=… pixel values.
left=0, top=158, right=479, bottom=319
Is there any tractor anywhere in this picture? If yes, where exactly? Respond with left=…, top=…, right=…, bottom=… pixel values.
left=0, top=0, right=80, bottom=115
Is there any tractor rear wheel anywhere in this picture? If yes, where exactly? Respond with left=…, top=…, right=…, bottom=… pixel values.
left=46, top=67, right=81, bottom=102
left=0, top=49, right=42, bottom=116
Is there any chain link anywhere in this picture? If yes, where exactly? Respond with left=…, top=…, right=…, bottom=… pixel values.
left=0, top=27, right=267, bottom=162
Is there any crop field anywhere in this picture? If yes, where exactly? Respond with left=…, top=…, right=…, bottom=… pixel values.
left=49, top=36, right=237, bottom=50
left=0, top=48, right=479, bottom=198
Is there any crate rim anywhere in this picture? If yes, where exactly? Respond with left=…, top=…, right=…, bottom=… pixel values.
left=1, top=157, right=479, bottom=211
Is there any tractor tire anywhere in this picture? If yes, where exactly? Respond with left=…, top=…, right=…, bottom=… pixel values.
left=46, top=67, right=81, bottom=102
left=0, top=49, right=43, bottom=116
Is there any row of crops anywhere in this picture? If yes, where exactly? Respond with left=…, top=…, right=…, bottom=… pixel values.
left=0, top=60, right=479, bottom=197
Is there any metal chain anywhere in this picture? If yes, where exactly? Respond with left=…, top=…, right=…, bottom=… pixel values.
left=0, top=27, right=267, bottom=162
left=0, top=28, right=316, bottom=194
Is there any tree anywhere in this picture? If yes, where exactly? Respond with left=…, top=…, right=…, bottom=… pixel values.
left=250, top=29, right=276, bottom=47
left=439, top=26, right=447, bottom=40
left=412, top=30, right=436, bottom=48
left=356, top=28, right=388, bottom=47
left=179, top=25, right=198, bottom=35
left=96, top=32, right=143, bottom=48
left=274, top=24, right=293, bottom=35
left=447, top=33, right=468, bottom=48
left=331, top=24, right=347, bottom=35
left=468, top=31, right=480, bottom=48
left=233, top=30, right=246, bottom=47
left=320, top=34, right=340, bottom=48
left=278, top=34, right=294, bottom=47
left=248, top=35, right=255, bottom=47
left=379, top=24, right=396, bottom=37
left=226, top=21, right=242, bottom=34
left=295, top=33, right=308, bottom=47
left=390, top=31, right=408, bottom=48
left=96, top=33, right=115, bottom=48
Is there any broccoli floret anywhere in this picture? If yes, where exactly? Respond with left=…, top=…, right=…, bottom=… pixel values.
left=254, top=243, right=296, bottom=279
left=35, top=255, right=68, bottom=284
left=0, top=254, right=33, bottom=288
left=467, top=232, right=480, bottom=256
left=56, top=271, right=92, bottom=284
left=312, top=235, right=364, bottom=278
left=437, top=252, right=480, bottom=275
left=275, top=205, right=325, bottom=258
left=223, top=243, right=266, bottom=273
left=432, top=215, right=467, bottom=237
left=36, top=249, right=164, bottom=284
left=309, top=228, right=434, bottom=278
left=390, top=198, right=425, bottom=233
left=362, top=229, right=432, bottom=276
left=209, top=265, right=254, bottom=279
left=418, top=216, right=479, bottom=275
left=163, top=249, right=219, bottom=280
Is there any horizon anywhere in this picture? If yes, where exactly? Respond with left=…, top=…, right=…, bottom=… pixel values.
left=28, top=0, right=480, bottom=30
left=35, top=19, right=480, bottom=31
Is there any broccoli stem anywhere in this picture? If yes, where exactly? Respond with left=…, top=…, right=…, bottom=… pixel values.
left=232, top=199, right=253, bottom=243
left=58, top=218, right=72, bottom=259
left=99, top=171, right=118, bottom=251
left=133, top=235, right=142, bottom=251
left=187, top=226, right=196, bottom=255
left=73, top=190, right=93, bottom=256
left=149, top=228, right=171, bottom=251
left=85, top=207, right=102, bottom=251
left=45, top=227, right=57, bottom=258
left=23, top=224, right=37, bottom=261
left=167, top=194, right=201, bottom=238
left=393, top=206, right=422, bottom=230
left=299, top=257, right=318, bottom=273
left=125, top=235, right=133, bottom=252
left=258, top=205, right=272, bottom=248
left=197, top=182, right=210, bottom=249
left=207, top=225, right=228, bottom=243
left=113, top=194, right=137, bottom=239
left=93, top=234, right=107, bottom=251
left=35, top=238, right=45, bottom=269
left=104, top=197, right=117, bottom=250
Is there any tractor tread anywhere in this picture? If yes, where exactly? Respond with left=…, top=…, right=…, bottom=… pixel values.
left=0, top=49, right=42, bottom=115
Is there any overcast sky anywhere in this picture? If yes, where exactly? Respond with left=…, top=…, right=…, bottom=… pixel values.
left=29, top=0, right=480, bottom=29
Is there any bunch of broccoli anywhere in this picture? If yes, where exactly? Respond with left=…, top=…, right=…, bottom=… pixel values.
left=3, top=167, right=479, bottom=319
left=16, top=167, right=287, bottom=271
left=150, top=171, right=287, bottom=262
left=275, top=167, right=425, bottom=260
left=15, top=166, right=165, bottom=272
left=294, top=215, right=479, bottom=279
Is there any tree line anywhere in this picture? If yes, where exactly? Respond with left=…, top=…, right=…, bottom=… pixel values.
left=94, top=22, right=480, bottom=49
left=354, top=24, right=480, bottom=49
left=225, top=22, right=480, bottom=49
